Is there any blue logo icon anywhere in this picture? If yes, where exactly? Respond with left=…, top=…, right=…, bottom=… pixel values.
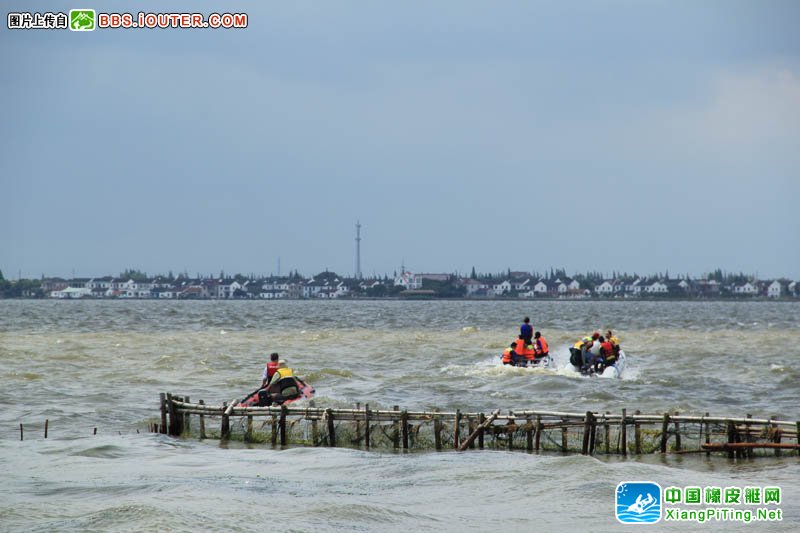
left=616, top=482, right=662, bottom=524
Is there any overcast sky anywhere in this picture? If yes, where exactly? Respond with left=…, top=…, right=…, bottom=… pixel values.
left=1, top=1, right=798, bottom=280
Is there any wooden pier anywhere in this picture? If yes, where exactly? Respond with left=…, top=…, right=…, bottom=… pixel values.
left=157, top=393, right=800, bottom=458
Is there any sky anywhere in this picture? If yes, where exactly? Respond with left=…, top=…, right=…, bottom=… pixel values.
left=1, top=1, right=799, bottom=280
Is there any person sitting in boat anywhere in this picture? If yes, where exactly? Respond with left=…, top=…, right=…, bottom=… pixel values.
left=515, top=335, right=537, bottom=367
left=583, top=334, right=604, bottom=373
left=260, top=352, right=280, bottom=388
left=570, top=336, right=592, bottom=367
left=520, top=316, right=533, bottom=344
left=605, top=330, right=621, bottom=357
left=501, top=342, right=519, bottom=366
left=261, top=360, right=304, bottom=405
left=532, top=331, right=549, bottom=363
left=600, top=335, right=616, bottom=367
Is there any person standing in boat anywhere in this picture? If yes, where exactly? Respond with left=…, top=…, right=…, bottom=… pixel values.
left=520, top=317, right=533, bottom=344
left=533, top=331, right=549, bottom=363
left=261, top=352, right=280, bottom=389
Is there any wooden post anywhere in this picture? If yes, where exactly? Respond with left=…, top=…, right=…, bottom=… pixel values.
left=526, top=417, right=533, bottom=452
left=604, top=413, right=610, bottom=455
left=534, top=415, right=542, bottom=451
left=271, top=415, right=278, bottom=446
left=310, top=401, right=318, bottom=446
left=588, top=413, right=597, bottom=455
left=561, top=424, right=568, bottom=452
left=581, top=412, right=591, bottom=455
left=326, top=409, right=335, bottom=447
left=45, top=419, right=49, bottom=439
left=401, top=410, right=409, bottom=450
left=199, top=400, right=206, bottom=439
left=166, top=393, right=176, bottom=435
left=660, top=413, right=670, bottom=454
left=354, top=402, right=361, bottom=445
left=433, top=411, right=442, bottom=451
left=454, top=409, right=461, bottom=449
left=771, top=416, right=780, bottom=457
left=744, top=414, right=752, bottom=459
left=19, top=423, right=23, bottom=441
left=674, top=412, right=681, bottom=452
left=392, top=406, right=400, bottom=450
left=221, top=401, right=230, bottom=440
left=159, top=393, right=167, bottom=434
left=704, top=412, right=710, bottom=457
left=621, top=409, right=627, bottom=456
left=364, top=404, right=370, bottom=450
left=184, top=396, right=191, bottom=434
left=93, top=427, right=97, bottom=435
left=245, top=415, right=253, bottom=442
left=726, top=421, right=736, bottom=459
left=478, top=413, right=485, bottom=450
left=457, top=410, right=500, bottom=452
left=634, top=410, right=642, bottom=454
left=507, top=412, right=514, bottom=450
left=279, top=405, right=287, bottom=446
left=467, top=416, right=476, bottom=450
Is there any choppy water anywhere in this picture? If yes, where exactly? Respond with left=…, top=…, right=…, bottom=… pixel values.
left=1, top=300, right=798, bottom=531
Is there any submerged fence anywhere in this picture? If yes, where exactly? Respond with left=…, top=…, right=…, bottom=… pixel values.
left=156, top=393, right=800, bottom=458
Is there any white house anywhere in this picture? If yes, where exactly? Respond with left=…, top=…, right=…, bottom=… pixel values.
left=626, top=278, right=644, bottom=296
left=645, top=280, right=668, bottom=293
left=595, top=280, right=615, bottom=296
left=734, top=282, right=757, bottom=295
left=767, top=280, right=783, bottom=298
left=394, top=272, right=422, bottom=290
left=533, top=280, right=549, bottom=295
left=50, top=286, right=92, bottom=298
left=513, top=279, right=530, bottom=292
left=492, top=280, right=512, bottom=296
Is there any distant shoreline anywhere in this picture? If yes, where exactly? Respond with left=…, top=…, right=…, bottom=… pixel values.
left=2, top=296, right=798, bottom=302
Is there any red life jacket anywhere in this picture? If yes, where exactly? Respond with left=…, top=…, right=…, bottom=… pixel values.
left=266, top=361, right=279, bottom=379
left=600, top=341, right=614, bottom=361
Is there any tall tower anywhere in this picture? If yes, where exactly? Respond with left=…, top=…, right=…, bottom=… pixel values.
left=355, top=221, right=362, bottom=279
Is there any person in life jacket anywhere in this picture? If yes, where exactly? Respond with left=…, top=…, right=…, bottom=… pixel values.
left=605, top=330, right=621, bottom=357
left=261, top=360, right=304, bottom=405
left=584, top=335, right=604, bottom=373
left=514, top=335, right=536, bottom=365
left=570, top=336, right=591, bottom=367
left=261, top=352, right=281, bottom=388
left=501, top=342, right=517, bottom=365
left=533, top=331, right=549, bottom=362
left=600, top=336, right=616, bottom=366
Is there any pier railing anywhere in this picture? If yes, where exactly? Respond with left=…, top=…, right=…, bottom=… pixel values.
left=156, top=393, right=800, bottom=458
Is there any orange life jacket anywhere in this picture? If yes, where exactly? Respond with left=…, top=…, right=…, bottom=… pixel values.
left=535, top=337, right=549, bottom=356
left=502, top=348, right=513, bottom=363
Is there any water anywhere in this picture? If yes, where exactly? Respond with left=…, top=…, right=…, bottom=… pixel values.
left=1, top=300, right=798, bottom=531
